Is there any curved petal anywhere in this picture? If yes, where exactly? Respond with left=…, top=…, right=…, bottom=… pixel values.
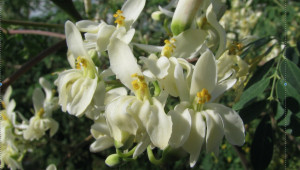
left=169, top=108, right=191, bottom=148
left=183, top=110, right=206, bottom=167
left=96, top=22, right=116, bottom=52
left=122, top=0, right=146, bottom=29
left=133, top=134, right=151, bottom=158
left=90, top=136, right=114, bottom=152
left=147, top=98, right=172, bottom=149
left=203, top=110, right=224, bottom=156
left=210, top=78, right=237, bottom=101
left=4, top=86, right=12, bottom=104
left=190, top=49, right=217, bottom=98
left=133, top=43, right=163, bottom=53
left=140, top=56, right=170, bottom=79
left=206, top=4, right=226, bottom=59
left=32, top=88, right=45, bottom=113
left=108, top=38, right=142, bottom=90
left=76, top=20, right=100, bottom=33
left=158, top=5, right=174, bottom=17
left=49, top=119, right=59, bottom=137
left=174, top=60, right=190, bottom=102
left=173, top=29, right=207, bottom=58
left=39, top=77, right=53, bottom=102
left=206, top=103, right=245, bottom=146
left=65, top=21, right=87, bottom=58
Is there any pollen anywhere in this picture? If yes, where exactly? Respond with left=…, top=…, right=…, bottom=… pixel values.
left=228, top=41, right=243, bottom=55
left=1, top=112, right=8, bottom=121
left=161, top=38, right=176, bottom=58
left=114, top=10, right=125, bottom=27
left=37, top=108, right=45, bottom=117
left=76, top=56, right=87, bottom=69
left=197, top=88, right=211, bottom=104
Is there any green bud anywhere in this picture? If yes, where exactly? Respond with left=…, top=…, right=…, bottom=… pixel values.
left=171, top=0, right=203, bottom=35
left=105, top=154, right=121, bottom=167
left=151, top=11, right=164, bottom=21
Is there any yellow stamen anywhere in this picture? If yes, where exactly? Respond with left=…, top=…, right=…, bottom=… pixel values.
left=37, top=108, right=45, bottom=117
left=131, top=73, right=150, bottom=101
left=228, top=41, right=243, bottom=55
left=76, top=56, right=87, bottom=69
left=197, top=88, right=211, bottom=104
left=1, top=112, right=8, bottom=121
left=161, top=38, right=176, bottom=58
left=113, top=10, right=125, bottom=27
left=1, top=101, right=6, bottom=109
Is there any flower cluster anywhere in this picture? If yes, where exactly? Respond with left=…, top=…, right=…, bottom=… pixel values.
left=51, top=0, right=246, bottom=168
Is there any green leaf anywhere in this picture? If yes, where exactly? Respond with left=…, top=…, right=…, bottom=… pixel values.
left=233, top=78, right=270, bottom=110
left=276, top=79, right=300, bottom=104
left=239, top=100, right=267, bottom=124
left=280, top=59, right=300, bottom=94
left=246, top=59, right=274, bottom=88
left=250, top=116, right=274, bottom=170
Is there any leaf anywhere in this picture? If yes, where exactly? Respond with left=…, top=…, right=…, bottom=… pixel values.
left=250, top=116, right=274, bottom=170
left=233, top=78, right=270, bottom=110
left=239, top=100, right=267, bottom=124
left=280, top=58, right=300, bottom=94
left=285, top=47, right=299, bottom=65
left=246, top=59, right=274, bottom=88
left=276, top=79, right=300, bottom=104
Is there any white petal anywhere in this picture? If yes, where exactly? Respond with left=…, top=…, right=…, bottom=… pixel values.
left=91, top=115, right=110, bottom=136
left=159, top=57, right=178, bottom=97
left=122, top=0, right=146, bottom=29
left=133, top=134, right=151, bottom=158
left=39, top=77, right=53, bottom=102
left=108, top=38, right=142, bottom=90
left=4, top=86, right=12, bottom=104
left=206, top=4, right=226, bottom=58
left=203, top=110, right=224, bottom=156
left=183, top=110, right=206, bottom=167
left=210, top=78, right=237, bottom=101
left=133, top=43, right=163, bottom=53
left=190, top=49, right=217, bottom=98
left=140, top=56, right=170, bottom=79
left=65, top=21, right=87, bottom=58
left=32, top=88, right=45, bottom=113
left=90, top=136, right=114, bottom=152
left=173, top=29, right=207, bottom=58
left=206, top=103, right=245, bottom=146
left=76, top=20, right=100, bottom=33
left=96, top=22, right=116, bottom=52
left=147, top=98, right=172, bottom=149
left=174, top=60, right=190, bottom=102
left=49, top=119, right=59, bottom=137
left=118, top=28, right=135, bottom=44
left=169, top=108, right=191, bottom=148
left=158, top=6, right=174, bottom=17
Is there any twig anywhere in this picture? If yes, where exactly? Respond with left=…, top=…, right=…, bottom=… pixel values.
left=232, top=145, right=252, bottom=170
left=1, top=39, right=66, bottom=92
left=1, top=28, right=65, bottom=39
left=1, top=19, right=64, bottom=29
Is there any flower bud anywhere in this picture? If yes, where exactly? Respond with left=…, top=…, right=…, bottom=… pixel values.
left=171, top=0, right=203, bottom=35
left=151, top=11, right=164, bottom=21
left=105, top=154, right=121, bottom=167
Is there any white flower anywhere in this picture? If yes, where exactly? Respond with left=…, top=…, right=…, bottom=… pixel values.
left=23, top=81, right=59, bottom=141
left=0, top=143, right=22, bottom=170
left=55, top=21, right=105, bottom=118
left=106, top=38, right=172, bottom=157
left=168, top=48, right=245, bottom=167
left=75, top=0, right=146, bottom=52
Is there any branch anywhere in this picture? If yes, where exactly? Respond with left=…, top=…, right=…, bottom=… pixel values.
left=1, top=39, right=66, bottom=92
left=1, top=19, right=64, bottom=29
left=50, top=0, right=83, bottom=21
left=1, top=28, right=65, bottom=39
left=232, top=145, right=252, bottom=170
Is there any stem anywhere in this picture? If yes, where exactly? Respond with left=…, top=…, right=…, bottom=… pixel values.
left=116, top=146, right=137, bottom=158
left=147, top=146, right=163, bottom=165
left=1, top=28, right=65, bottom=39
left=268, top=53, right=283, bottom=100
left=232, top=145, right=252, bottom=170
left=1, top=39, right=66, bottom=92
left=1, top=19, right=64, bottom=29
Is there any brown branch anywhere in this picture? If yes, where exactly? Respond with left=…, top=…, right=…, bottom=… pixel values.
left=1, top=19, right=64, bottom=29
left=1, top=39, right=67, bottom=92
left=1, top=28, right=65, bottom=39
left=232, top=145, right=252, bottom=170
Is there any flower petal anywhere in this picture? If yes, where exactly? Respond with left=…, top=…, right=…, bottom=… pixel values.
left=65, top=21, right=87, bottom=58
left=147, top=98, right=172, bottom=149
left=133, top=43, right=163, bottom=53
left=206, top=103, right=245, bottom=146
left=96, top=22, right=116, bottom=52
left=32, top=88, right=45, bottom=113
left=140, top=55, right=170, bottom=79
left=210, top=78, right=236, bottom=101
left=90, top=136, right=114, bottom=152
left=108, top=38, right=142, bottom=90
left=190, top=49, right=217, bottom=98
left=76, top=20, right=100, bottom=33
left=173, top=29, right=207, bottom=59
left=174, top=60, right=190, bottom=102
left=183, top=110, right=206, bottom=167
left=133, top=134, right=151, bottom=158
left=122, top=0, right=146, bottom=29
left=169, top=108, right=191, bottom=148
left=203, top=110, right=224, bottom=156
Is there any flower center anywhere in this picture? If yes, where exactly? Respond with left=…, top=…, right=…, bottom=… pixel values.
left=1, top=111, right=8, bottom=121
left=37, top=108, right=45, bottom=117
left=161, top=38, right=176, bottom=58
left=113, top=10, right=126, bottom=27
left=131, top=73, right=151, bottom=102
left=194, top=88, right=211, bottom=111
left=76, top=56, right=87, bottom=69
left=1, top=101, right=6, bottom=109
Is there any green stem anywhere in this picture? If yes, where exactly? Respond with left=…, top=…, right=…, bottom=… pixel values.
left=268, top=52, right=284, bottom=100
left=116, top=146, right=137, bottom=158
left=147, top=146, right=163, bottom=165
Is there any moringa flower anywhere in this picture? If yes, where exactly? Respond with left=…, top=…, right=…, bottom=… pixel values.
left=168, top=48, right=245, bottom=167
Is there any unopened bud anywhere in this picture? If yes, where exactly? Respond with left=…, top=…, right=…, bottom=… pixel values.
left=105, top=154, right=121, bottom=167
left=151, top=11, right=164, bottom=21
